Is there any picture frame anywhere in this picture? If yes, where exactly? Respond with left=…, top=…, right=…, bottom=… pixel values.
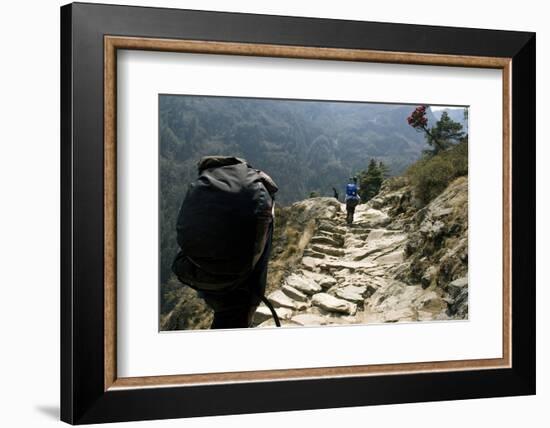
left=60, top=2, right=535, bottom=424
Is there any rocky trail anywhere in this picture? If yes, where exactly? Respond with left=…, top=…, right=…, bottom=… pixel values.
left=253, top=177, right=469, bottom=328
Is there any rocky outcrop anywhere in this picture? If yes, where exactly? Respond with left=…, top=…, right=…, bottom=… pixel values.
left=253, top=175, right=469, bottom=327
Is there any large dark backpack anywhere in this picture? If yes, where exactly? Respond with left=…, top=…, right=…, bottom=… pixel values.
left=172, top=156, right=278, bottom=295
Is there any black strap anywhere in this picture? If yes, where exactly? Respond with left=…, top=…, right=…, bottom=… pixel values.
left=259, top=295, right=281, bottom=327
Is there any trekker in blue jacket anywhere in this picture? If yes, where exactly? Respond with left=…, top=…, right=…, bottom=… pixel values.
left=345, top=177, right=360, bottom=225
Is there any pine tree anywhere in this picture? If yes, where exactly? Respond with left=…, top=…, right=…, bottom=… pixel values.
left=407, top=106, right=465, bottom=154
left=357, top=159, right=387, bottom=201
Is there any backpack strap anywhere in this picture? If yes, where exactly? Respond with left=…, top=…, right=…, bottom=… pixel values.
left=256, top=292, right=281, bottom=327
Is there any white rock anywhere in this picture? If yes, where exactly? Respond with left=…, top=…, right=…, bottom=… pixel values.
left=285, top=274, right=322, bottom=295
left=334, top=285, right=367, bottom=303
left=383, top=307, right=417, bottom=322
left=302, top=257, right=321, bottom=271
left=312, top=293, right=357, bottom=315
left=449, top=276, right=468, bottom=288
left=301, top=271, right=337, bottom=289
left=375, top=248, right=405, bottom=265
left=267, top=290, right=299, bottom=309
left=282, top=284, right=308, bottom=302
left=291, top=314, right=329, bottom=326
left=257, top=319, right=301, bottom=328
left=253, top=305, right=293, bottom=324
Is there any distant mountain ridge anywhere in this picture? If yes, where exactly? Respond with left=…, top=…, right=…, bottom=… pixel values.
left=160, top=96, right=464, bottom=205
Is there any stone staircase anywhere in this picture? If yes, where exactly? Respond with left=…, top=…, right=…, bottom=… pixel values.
left=254, top=202, right=454, bottom=328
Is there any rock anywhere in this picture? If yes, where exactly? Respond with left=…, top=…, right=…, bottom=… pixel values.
left=366, top=229, right=386, bottom=241
left=291, top=313, right=329, bottom=326
left=447, top=276, right=468, bottom=296
left=310, top=235, right=342, bottom=247
left=334, top=285, right=367, bottom=303
left=320, top=259, right=376, bottom=272
left=301, top=257, right=321, bottom=271
left=312, top=293, right=357, bottom=315
left=302, top=249, right=326, bottom=259
left=282, top=284, right=308, bottom=302
left=257, top=319, right=301, bottom=328
left=301, top=270, right=337, bottom=289
left=414, top=291, right=447, bottom=313
left=432, top=207, right=454, bottom=219
left=318, top=220, right=346, bottom=235
left=267, top=290, right=307, bottom=310
left=383, top=307, right=417, bottom=322
left=375, top=248, right=405, bottom=265
left=421, top=265, right=438, bottom=288
left=310, top=244, right=345, bottom=257
left=355, top=208, right=391, bottom=227
left=285, top=274, right=322, bottom=295
left=253, top=305, right=294, bottom=324
left=447, top=286, right=468, bottom=319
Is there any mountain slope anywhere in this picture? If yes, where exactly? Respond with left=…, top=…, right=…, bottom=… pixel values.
left=161, top=176, right=468, bottom=330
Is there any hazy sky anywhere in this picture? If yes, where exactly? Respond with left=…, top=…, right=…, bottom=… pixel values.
left=430, top=106, right=467, bottom=111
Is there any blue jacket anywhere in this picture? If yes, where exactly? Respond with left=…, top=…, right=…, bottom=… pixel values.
left=345, top=183, right=359, bottom=200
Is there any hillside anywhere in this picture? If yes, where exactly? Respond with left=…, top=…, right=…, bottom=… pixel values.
left=161, top=175, right=468, bottom=330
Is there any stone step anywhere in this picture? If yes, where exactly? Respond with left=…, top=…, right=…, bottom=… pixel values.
left=301, top=256, right=322, bottom=271
left=374, top=248, right=405, bottom=265
left=252, top=305, right=294, bottom=325
left=348, top=227, right=372, bottom=235
left=291, top=313, right=330, bottom=326
left=318, top=220, right=346, bottom=236
left=267, top=290, right=308, bottom=311
left=281, top=284, right=308, bottom=302
left=257, top=319, right=301, bottom=328
left=317, top=230, right=346, bottom=245
left=303, top=249, right=326, bottom=259
left=300, top=270, right=337, bottom=289
left=285, top=274, right=323, bottom=295
left=319, top=259, right=377, bottom=273
left=310, top=235, right=343, bottom=248
left=311, top=293, right=357, bottom=315
left=333, top=285, right=367, bottom=304
left=310, top=244, right=345, bottom=257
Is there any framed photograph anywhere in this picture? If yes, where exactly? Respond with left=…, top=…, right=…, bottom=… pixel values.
left=60, top=2, right=535, bottom=424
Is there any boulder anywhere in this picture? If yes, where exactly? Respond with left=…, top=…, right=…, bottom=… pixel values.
left=312, top=293, right=357, bottom=315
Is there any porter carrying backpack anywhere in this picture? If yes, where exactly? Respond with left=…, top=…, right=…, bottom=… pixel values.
left=172, top=156, right=278, bottom=295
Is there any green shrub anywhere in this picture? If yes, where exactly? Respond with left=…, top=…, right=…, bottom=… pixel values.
left=406, top=140, right=468, bottom=205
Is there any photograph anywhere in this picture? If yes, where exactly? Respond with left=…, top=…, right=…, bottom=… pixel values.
left=159, top=95, right=470, bottom=331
